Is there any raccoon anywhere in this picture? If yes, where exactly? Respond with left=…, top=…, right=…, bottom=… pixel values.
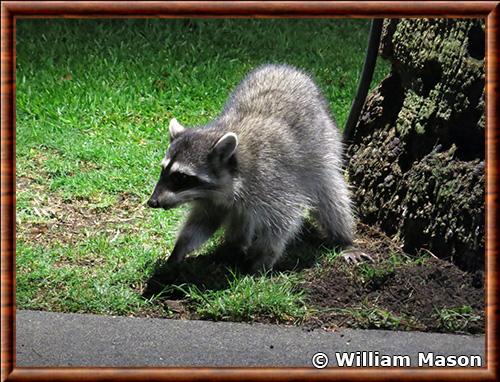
left=147, top=64, right=354, bottom=272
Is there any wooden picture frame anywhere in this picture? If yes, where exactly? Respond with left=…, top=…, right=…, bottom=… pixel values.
left=1, top=1, right=498, bottom=381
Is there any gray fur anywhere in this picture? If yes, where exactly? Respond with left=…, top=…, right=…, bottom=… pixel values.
left=148, top=64, right=354, bottom=272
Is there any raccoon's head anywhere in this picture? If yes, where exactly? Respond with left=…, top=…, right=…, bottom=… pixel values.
left=147, top=118, right=238, bottom=210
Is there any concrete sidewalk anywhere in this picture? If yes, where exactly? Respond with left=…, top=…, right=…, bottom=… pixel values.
left=16, top=310, right=485, bottom=367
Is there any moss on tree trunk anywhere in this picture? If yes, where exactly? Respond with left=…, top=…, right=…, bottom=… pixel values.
left=347, top=19, right=485, bottom=270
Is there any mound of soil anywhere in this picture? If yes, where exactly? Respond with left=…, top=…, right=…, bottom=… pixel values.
left=300, top=225, right=484, bottom=334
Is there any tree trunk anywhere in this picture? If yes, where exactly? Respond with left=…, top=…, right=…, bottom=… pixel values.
left=347, top=19, right=485, bottom=270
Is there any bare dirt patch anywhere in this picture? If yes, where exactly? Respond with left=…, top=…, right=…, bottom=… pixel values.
left=300, top=225, right=484, bottom=334
left=17, top=176, right=147, bottom=246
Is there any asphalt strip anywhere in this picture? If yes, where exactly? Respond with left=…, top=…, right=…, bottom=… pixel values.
left=16, top=309, right=485, bottom=368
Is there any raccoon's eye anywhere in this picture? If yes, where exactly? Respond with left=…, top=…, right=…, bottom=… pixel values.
left=170, top=171, right=189, bottom=182
left=169, top=171, right=201, bottom=191
left=169, top=171, right=180, bottom=181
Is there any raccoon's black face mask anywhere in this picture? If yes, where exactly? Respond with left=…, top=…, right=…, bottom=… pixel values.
left=147, top=118, right=238, bottom=210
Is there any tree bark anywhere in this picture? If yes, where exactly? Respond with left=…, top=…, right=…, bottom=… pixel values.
left=347, top=19, right=485, bottom=270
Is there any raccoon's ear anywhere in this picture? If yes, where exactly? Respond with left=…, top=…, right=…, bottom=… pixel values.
left=212, top=132, right=238, bottom=162
left=169, top=118, right=185, bottom=141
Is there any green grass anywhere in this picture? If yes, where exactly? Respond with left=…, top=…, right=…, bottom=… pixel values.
left=182, top=271, right=307, bottom=323
left=333, top=305, right=419, bottom=331
left=434, top=306, right=482, bottom=333
left=16, top=234, right=165, bottom=315
left=16, top=19, right=390, bottom=319
left=357, top=252, right=429, bottom=284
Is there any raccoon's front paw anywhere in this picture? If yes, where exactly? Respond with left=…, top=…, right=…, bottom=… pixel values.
left=341, top=247, right=375, bottom=265
left=244, top=254, right=275, bottom=275
left=166, top=251, right=184, bottom=264
left=166, top=256, right=181, bottom=264
left=247, top=262, right=269, bottom=275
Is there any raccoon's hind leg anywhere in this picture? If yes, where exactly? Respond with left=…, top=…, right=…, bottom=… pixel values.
left=313, top=173, right=375, bottom=263
left=168, top=202, right=226, bottom=264
left=313, top=171, right=354, bottom=248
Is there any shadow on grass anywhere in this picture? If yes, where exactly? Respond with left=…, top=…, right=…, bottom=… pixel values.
left=142, top=221, right=336, bottom=300
left=141, top=253, right=237, bottom=300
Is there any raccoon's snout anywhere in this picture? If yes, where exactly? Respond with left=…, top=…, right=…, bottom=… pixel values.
left=147, top=196, right=178, bottom=210
left=147, top=197, right=160, bottom=208
left=147, top=188, right=182, bottom=210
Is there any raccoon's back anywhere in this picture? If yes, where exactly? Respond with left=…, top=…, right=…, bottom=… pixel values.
left=218, top=64, right=342, bottom=164
left=222, top=64, right=330, bottom=127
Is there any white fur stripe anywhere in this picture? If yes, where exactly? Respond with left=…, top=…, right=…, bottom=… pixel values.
left=161, top=157, right=170, bottom=169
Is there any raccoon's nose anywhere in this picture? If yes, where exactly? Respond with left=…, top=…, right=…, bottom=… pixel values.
left=147, top=197, right=159, bottom=208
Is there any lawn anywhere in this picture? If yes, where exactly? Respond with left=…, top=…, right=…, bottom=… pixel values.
left=16, top=19, right=394, bottom=322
